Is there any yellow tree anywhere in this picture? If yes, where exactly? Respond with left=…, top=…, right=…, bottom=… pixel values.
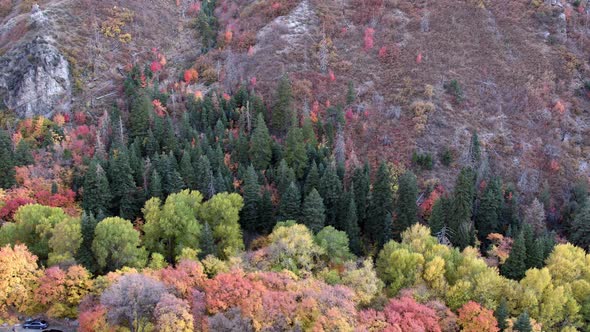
left=0, top=244, right=40, bottom=318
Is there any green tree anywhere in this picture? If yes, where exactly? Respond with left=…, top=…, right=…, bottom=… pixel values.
left=495, top=297, right=509, bottom=331
left=76, top=212, right=99, bottom=273
left=0, top=130, right=15, bottom=188
left=319, top=163, right=342, bottom=227
left=258, top=188, right=275, bottom=233
left=304, top=161, right=320, bottom=196
left=108, top=147, right=137, bottom=220
left=450, top=167, right=475, bottom=246
left=428, top=197, right=448, bottom=235
left=129, top=93, right=152, bottom=140
left=513, top=311, right=532, bottom=332
left=82, top=160, right=112, bottom=217
left=285, top=125, right=308, bottom=179
left=149, top=169, right=163, bottom=199
left=352, top=165, right=370, bottom=230
left=142, top=190, right=203, bottom=263
left=92, top=217, right=147, bottom=272
left=475, top=177, right=502, bottom=241
left=470, top=130, right=481, bottom=165
left=199, top=222, right=216, bottom=259
left=179, top=150, right=197, bottom=189
left=276, top=159, right=296, bottom=195
left=301, top=189, right=326, bottom=233
left=395, top=171, right=418, bottom=237
left=367, top=162, right=393, bottom=243
left=163, top=152, right=184, bottom=195
left=195, top=155, right=214, bottom=197
left=273, top=74, right=293, bottom=133
left=278, top=182, right=301, bottom=221
left=198, top=192, right=244, bottom=259
left=14, top=140, right=33, bottom=166
left=315, top=226, right=353, bottom=265
left=570, top=203, right=590, bottom=251
left=501, top=232, right=527, bottom=280
left=249, top=113, right=272, bottom=170
left=47, top=216, right=82, bottom=266
left=343, top=194, right=362, bottom=255
left=240, top=165, right=260, bottom=232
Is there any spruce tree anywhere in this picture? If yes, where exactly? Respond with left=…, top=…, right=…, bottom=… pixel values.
left=149, top=169, right=163, bottom=199
left=513, top=311, right=532, bottom=332
left=82, top=160, right=112, bottom=217
left=352, top=164, right=370, bottom=231
left=180, top=150, right=197, bottom=189
left=278, top=182, right=301, bottom=221
left=128, top=140, right=144, bottom=185
left=455, top=221, right=475, bottom=250
left=450, top=167, right=475, bottom=246
left=528, top=239, right=545, bottom=269
left=250, top=113, right=272, bottom=170
left=199, top=222, right=216, bottom=258
left=76, top=212, right=99, bottom=273
left=571, top=203, right=590, bottom=251
left=319, top=163, right=342, bottom=227
left=344, top=195, right=362, bottom=255
left=428, top=198, right=447, bottom=236
left=164, top=152, right=184, bottom=195
left=108, top=147, right=137, bottom=219
left=258, top=189, right=275, bottom=233
left=378, top=212, right=394, bottom=248
left=301, top=116, right=317, bottom=146
left=276, top=159, right=296, bottom=196
left=304, top=161, right=320, bottom=196
left=273, top=74, right=293, bottom=133
left=0, top=130, right=15, bottom=188
left=470, top=130, right=481, bottom=165
left=475, top=177, right=502, bottom=241
left=495, top=297, right=509, bottom=331
left=301, top=189, right=326, bottom=233
left=129, top=93, right=152, bottom=140
left=196, top=155, right=213, bottom=196
left=367, top=162, right=393, bottom=243
left=501, top=232, right=527, bottom=280
left=395, top=171, right=418, bottom=237
left=240, top=165, right=260, bottom=232
left=14, top=140, right=33, bottom=166
left=285, top=125, right=308, bottom=179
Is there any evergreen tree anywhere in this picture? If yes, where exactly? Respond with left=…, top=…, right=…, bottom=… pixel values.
left=367, top=162, right=393, bottom=243
left=528, top=239, right=545, bottom=269
left=285, top=125, right=308, bottom=179
left=571, top=203, right=590, bottom=251
left=346, top=80, right=355, bottom=105
left=0, top=130, right=15, bottom=188
left=273, top=74, right=293, bottom=133
left=301, top=189, right=326, bottom=233
left=450, top=167, right=475, bottom=245
left=344, top=194, right=362, bottom=255
left=470, top=130, right=481, bottom=165
left=455, top=221, right=475, bottom=250
left=319, top=163, right=342, bottom=227
left=196, top=155, right=213, bottom=196
left=180, top=150, right=197, bottom=189
left=164, top=153, right=184, bottom=195
left=495, top=297, right=509, bottom=331
left=149, top=169, right=163, bottom=199
left=428, top=197, right=447, bottom=236
left=199, top=222, right=216, bottom=259
left=301, top=116, right=317, bottom=146
left=82, top=160, right=112, bottom=217
left=304, top=161, right=320, bottom=196
left=14, top=140, right=33, bottom=166
left=276, top=159, right=296, bottom=196
left=240, top=165, right=260, bottom=232
left=513, top=311, right=532, bottom=332
left=249, top=113, right=272, bottom=170
left=378, top=212, right=394, bottom=248
left=129, top=93, right=152, bottom=140
left=108, top=147, right=137, bottom=219
left=475, top=177, right=502, bottom=241
left=76, top=212, right=99, bottom=273
left=278, top=182, right=301, bottom=221
left=501, top=232, right=527, bottom=280
left=395, top=171, right=418, bottom=237
left=258, top=188, right=275, bottom=233
left=128, top=140, right=144, bottom=185
left=352, top=164, right=370, bottom=231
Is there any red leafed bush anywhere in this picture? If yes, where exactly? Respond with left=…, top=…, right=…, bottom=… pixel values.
left=150, top=61, right=163, bottom=73
left=184, top=68, right=199, bottom=84
left=360, top=296, right=441, bottom=332
left=420, top=185, right=444, bottom=218
left=0, top=197, right=35, bottom=219
left=78, top=305, right=110, bottom=332
left=364, top=27, right=375, bottom=51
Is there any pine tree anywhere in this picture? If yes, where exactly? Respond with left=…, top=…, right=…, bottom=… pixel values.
left=570, top=203, right=590, bottom=251
left=250, top=113, right=272, bottom=170
left=344, top=194, right=362, bottom=255
left=14, top=140, right=33, bottom=166
left=304, top=161, right=320, bottom=196
left=352, top=165, right=370, bottom=231
left=164, top=152, right=184, bottom=195
left=273, top=74, right=293, bottom=133
left=302, top=189, right=326, bottom=233
left=108, top=147, right=137, bottom=219
left=319, top=163, right=342, bottom=227
left=455, top=221, right=475, bottom=250
left=470, top=130, right=481, bottom=165
left=528, top=239, right=545, bottom=269
left=240, top=165, right=260, bottom=232
left=128, top=140, right=144, bottom=186
left=494, top=297, right=509, bottom=331
left=0, top=130, right=15, bottom=188
left=129, top=93, right=152, bottom=140
left=199, top=222, right=216, bottom=258
left=378, top=212, right=394, bottom=248
left=276, top=159, right=296, bottom=196
left=513, top=311, right=532, bottom=332
left=367, top=162, right=393, bottom=243
left=428, top=197, right=447, bottom=235
left=76, top=212, right=99, bottom=273
left=501, top=232, right=527, bottom=280
left=475, top=177, right=502, bottom=241
left=258, top=188, right=275, bottom=233
left=285, top=125, right=308, bottom=179
left=395, top=171, right=418, bottom=237
left=149, top=169, right=163, bottom=199
left=346, top=81, right=355, bottom=105
left=450, top=167, right=475, bottom=246
left=180, top=150, right=197, bottom=189
left=278, top=182, right=301, bottom=221
left=301, top=116, right=317, bottom=146
left=196, top=155, right=213, bottom=196
left=82, top=160, right=112, bottom=217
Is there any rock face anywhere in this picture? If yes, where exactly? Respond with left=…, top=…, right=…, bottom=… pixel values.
left=0, top=35, right=71, bottom=118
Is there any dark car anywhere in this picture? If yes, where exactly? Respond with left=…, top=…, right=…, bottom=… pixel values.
left=42, top=330, right=63, bottom=332
left=22, top=319, right=48, bottom=329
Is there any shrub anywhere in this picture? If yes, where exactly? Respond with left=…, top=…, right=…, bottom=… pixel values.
left=444, top=80, right=464, bottom=103
left=412, top=151, right=434, bottom=170
left=439, top=147, right=453, bottom=166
